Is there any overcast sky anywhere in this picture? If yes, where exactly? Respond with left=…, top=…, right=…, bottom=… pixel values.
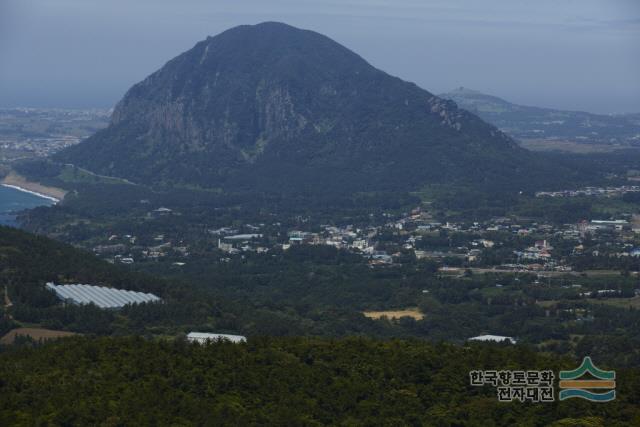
left=1, top=0, right=639, bottom=113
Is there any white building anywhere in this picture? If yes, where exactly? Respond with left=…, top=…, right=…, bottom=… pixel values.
left=186, top=332, right=247, bottom=344
left=468, top=334, right=517, bottom=344
left=45, top=282, right=160, bottom=309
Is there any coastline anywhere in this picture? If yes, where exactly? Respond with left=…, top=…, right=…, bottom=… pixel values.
left=1, top=172, right=67, bottom=203
left=1, top=184, right=60, bottom=203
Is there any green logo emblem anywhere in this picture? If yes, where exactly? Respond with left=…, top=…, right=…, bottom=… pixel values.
left=559, top=357, right=615, bottom=402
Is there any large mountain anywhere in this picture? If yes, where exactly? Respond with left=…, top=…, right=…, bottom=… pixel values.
left=440, top=87, right=640, bottom=147
left=57, top=22, right=569, bottom=192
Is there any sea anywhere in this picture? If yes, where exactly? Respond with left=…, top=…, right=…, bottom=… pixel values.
left=0, top=185, right=56, bottom=226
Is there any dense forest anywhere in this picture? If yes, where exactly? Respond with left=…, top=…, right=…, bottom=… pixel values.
left=1, top=336, right=638, bottom=426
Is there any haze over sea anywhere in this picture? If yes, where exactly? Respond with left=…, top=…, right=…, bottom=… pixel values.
left=0, top=185, right=55, bottom=226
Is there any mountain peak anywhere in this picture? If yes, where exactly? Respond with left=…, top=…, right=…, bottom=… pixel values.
left=56, top=23, right=549, bottom=193
left=203, top=21, right=322, bottom=46
left=190, top=21, right=373, bottom=77
left=225, top=21, right=303, bottom=33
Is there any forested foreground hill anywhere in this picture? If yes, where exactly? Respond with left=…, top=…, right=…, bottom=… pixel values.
left=0, top=226, right=218, bottom=337
left=0, top=225, right=162, bottom=294
left=0, top=337, right=638, bottom=426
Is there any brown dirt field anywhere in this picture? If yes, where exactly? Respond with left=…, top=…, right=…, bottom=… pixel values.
left=535, top=300, right=559, bottom=308
left=0, top=327, right=78, bottom=344
left=363, top=308, right=424, bottom=321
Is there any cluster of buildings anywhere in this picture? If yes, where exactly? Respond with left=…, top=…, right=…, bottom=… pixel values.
left=514, top=240, right=553, bottom=262
left=0, top=108, right=109, bottom=161
left=536, top=186, right=640, bottom=198
left=89, top=202, right=640, bottom=273
left=0, top=135, right=80, bottom=160
left=217, top=233, right=265, bottom=254
left=93, top=232, right=189, bottom=264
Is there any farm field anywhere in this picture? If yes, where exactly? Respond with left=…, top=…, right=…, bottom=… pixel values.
left=0, top=327, right=78, bottom=345
left=363, top=308, right=425, bottom=321
left=587, top=296, right=640, bottom=309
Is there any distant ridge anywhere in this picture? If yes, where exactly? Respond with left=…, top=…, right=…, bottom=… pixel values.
left=440, top=87, right=640, bottom=147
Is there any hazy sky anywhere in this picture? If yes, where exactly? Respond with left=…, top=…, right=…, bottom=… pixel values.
left=1, top=0, right=639, bottom=113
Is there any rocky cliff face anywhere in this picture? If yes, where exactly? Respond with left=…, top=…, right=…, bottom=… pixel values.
left=57, top=22, right=554, bottom=193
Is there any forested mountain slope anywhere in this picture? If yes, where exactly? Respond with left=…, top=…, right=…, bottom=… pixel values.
left=56, top=22, right=577, bottom=193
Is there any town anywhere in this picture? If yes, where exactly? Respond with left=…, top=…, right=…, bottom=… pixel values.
left=90, top=203, right=640, bottom=277
left=536, top=185, right=640, bottom=198
left=0, top=108, right=109, bottom=161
